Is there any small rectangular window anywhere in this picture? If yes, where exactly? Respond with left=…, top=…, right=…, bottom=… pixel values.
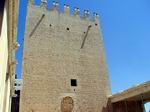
left=71, top=79, right=77, bottom=86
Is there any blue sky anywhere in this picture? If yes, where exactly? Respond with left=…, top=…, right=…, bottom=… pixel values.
left=16, top=0, right=150, bottom=96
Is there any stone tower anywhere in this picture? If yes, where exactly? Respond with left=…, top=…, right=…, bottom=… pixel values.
left=20, top=1, right=110, bottom=112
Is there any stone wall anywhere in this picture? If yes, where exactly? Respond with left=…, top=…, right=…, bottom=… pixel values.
left=0, top=1, right=9, bottom=112
left=20, top=2, right=110, bottom=112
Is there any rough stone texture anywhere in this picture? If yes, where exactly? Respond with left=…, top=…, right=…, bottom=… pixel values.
left=20, top=2, right=110, bottom=112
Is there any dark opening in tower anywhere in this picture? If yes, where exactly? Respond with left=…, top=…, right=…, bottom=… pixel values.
left=71, top=79, right=77, bottom=86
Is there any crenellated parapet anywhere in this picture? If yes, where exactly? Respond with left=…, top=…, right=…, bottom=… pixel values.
left=93, top=12, right=99, bottom=18
left=74, top=7, right=80, bottom=16
left=64, top=4, right=70, bottom=14
left=83, top=10, right=90, bottom=18
left=28, top=0, right=99, bottom=21
left=52, top=1, right=59, bottom=10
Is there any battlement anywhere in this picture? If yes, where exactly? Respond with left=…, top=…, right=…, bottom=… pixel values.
left=29, top=0, right=99, bottom=21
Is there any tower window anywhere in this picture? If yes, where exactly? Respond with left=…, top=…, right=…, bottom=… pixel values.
left=66, top=27, right=70, bottom=31
left=71, top=79, right=77, bottom=86
left=49, top=24, right=52, bottom=27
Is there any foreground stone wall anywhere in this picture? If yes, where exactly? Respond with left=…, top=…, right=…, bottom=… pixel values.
left=20, top=2, right=110, bottom=112
left=0, top=1, right=9, bottom=112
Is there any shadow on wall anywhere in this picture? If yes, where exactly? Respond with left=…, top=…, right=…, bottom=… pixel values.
left=102, top=99, right=113, bottom=112
left=11, top=90, right=20, bottom=112
left=0, top=0, right=5, bottom=36
left=102, top=99, right=144, bottom=112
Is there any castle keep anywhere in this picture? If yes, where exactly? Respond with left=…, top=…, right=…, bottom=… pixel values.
left=20, top=1, right=110, bottom=112
left=19, top=1, right=150, bottom=112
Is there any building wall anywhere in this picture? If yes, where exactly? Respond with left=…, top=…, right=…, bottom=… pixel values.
left=20, top=2, right=110, bottom=112
left=111, top=101, right=143, bottom=112
left=0, top=0, right=18, bottom=112
left=0, top=1, right=10, bottom=112
left=3, top=77, right=11, bottom=112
